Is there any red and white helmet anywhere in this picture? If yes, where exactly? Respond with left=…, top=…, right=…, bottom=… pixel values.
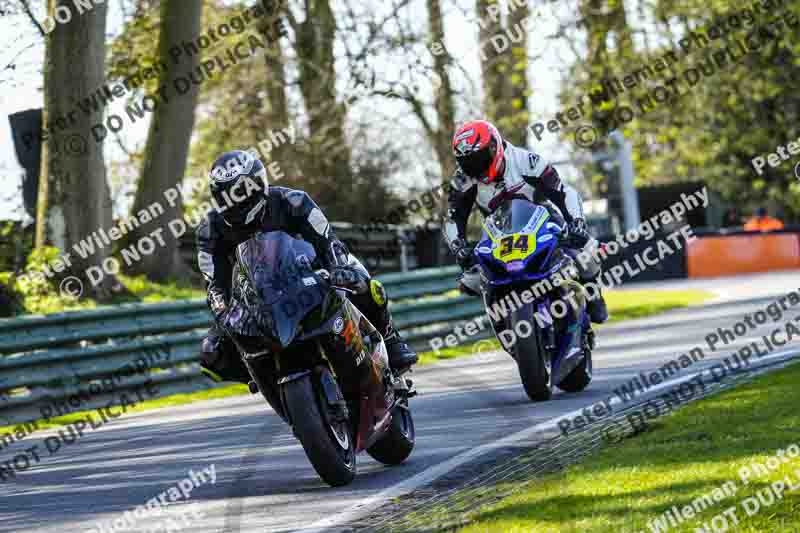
left=452, top=120, right=505, bottom=183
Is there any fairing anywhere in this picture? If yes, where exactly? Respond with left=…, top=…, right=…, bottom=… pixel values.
left=224, top=231, right=325, bottom=348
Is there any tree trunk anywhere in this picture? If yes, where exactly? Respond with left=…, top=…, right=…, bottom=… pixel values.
left=37, top=0, right=114, bottom=298
left=428, top=0, right=456, bottom=179
left=475, top=0, right=530, bottom=145
left=477, top=0, right=507, bottom=125
left=295, top=0, right=352, bottom=207
left=504, top=0, right=529, bottom=145
left=258, top=5, right=292, bottom=168
left=127, top=0, right=204, bottom=280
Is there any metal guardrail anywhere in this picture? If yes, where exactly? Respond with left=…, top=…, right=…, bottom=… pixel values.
left=0, top=265, right=484, bottom=427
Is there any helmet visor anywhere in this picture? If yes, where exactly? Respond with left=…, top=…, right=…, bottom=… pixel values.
left=456, top=147, right=494, bottom=179
left=221, top=192, right=265, bottom=227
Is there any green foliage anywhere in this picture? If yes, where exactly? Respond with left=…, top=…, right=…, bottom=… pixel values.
left=11, top=247, right=89, bottom=314
left=2, top=259, right=204, bottom=316
left=109, top=0, right=402, bottom=224
left=0, top=221, right=33, bottom=272
left=114, top=273, right=205, bottom=303
left=561, top=0, right=800, bottom=218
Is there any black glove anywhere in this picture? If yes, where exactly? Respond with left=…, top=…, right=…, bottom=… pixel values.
left=330, top=265, right=369, bottom=293
left=564, top=219, right=590, bottom=248
left=451, top=238, right=475, bottom=269
left=208, top=290, right=229, bottom=323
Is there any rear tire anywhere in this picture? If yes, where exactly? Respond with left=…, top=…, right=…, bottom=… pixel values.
left=514, top=320, right=552, bottom=402
left=558, top=352, right=592, bottom=393
left=367, top=404, right=415, bottom=465
left=282, top=375, right=356, bottom=486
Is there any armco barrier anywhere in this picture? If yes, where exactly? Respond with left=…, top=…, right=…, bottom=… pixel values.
left=0, top=266, right=484, bottom=427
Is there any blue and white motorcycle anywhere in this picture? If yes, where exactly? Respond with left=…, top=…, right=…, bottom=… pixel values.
left=462, top=198, right=594, bottom=401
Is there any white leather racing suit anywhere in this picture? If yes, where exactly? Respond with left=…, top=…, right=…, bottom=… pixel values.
left=444, top=141, right=601, bottom=284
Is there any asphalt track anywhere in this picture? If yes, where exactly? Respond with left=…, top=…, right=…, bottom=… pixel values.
left=2, top=270, right=800, bottom=533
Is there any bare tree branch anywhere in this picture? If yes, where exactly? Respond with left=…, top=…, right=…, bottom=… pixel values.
left=0, top=41, right=35, bottom=78
left=18, top=0, right=45, bottom=37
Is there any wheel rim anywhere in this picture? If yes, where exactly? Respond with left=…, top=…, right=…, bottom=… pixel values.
left=329, top=419, right=350, bottom=450
left=314, top=372, right=355, bottom=465
left=396, top=406, right=414, bottom=440
left=544, top=355, right=552, bottom=384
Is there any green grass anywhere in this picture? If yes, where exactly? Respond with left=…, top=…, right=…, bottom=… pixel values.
left=0, top=383, right=248, bottom=436
left=418, top=289, right=712, bottom=365
left=456, top=361, right=800, bottom=533
left=604, top=288, right=711, bottom=322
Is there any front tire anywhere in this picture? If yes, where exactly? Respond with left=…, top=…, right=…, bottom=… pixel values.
left=367, top=404, right=415, bottom=465
left=513, top=313, right=552, bottom=402
left=282, top=374, right=356, bottom=486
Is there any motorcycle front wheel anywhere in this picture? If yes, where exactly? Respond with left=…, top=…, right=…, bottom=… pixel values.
left=512, top=306, right=552, bottom=402
left=282, top=371, right=356, bottom=486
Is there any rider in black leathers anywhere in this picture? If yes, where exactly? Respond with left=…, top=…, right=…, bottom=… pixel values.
left=197, top=150, right=417, bottom=383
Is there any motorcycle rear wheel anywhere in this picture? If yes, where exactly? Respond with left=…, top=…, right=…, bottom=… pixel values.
left=283, top=373, right=356, bottom=487
left=558, top=352, right=592, bottom=392
left=367, top=403, right=415, bottom=465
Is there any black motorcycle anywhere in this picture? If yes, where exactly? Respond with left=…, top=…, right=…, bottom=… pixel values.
left=221, top=231, right=416, bottom=486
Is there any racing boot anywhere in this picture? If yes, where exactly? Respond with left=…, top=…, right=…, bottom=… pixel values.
left=585, top=283, right=609, bottom=324
left=383, top=324, right=418, bottom=372
left=353, top=279, right=418, bottom=372
left=200, top=329, right=251, bottom=384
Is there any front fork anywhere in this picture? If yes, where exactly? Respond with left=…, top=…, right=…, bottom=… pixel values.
left=481, top=289, right=506, bottom=339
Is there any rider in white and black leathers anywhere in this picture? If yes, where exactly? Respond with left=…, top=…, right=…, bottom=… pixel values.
left=444, top=120, right=609, bottom=323
left=196, top=150, right=417, bottom=383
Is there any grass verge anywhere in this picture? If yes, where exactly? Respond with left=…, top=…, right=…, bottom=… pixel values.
left=418, top=288, right=712, bottom=365
left=457, top=360, right=800, bottom=533
left=0, top=383, right=248, bottom=436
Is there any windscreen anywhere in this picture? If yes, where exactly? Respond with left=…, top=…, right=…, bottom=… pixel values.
left=484, top=199, right=547, bottom=239
left=230, top=231, right=326, bottom=347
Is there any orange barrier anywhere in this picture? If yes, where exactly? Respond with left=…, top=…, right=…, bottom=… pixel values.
left=687, top=233, right=800, bottom=278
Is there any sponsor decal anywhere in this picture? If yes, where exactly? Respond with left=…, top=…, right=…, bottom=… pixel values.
left=454, top=128, right=475, bottom=142
left=370, top=280, right=387, bottom=307
left=455, top=138, right=475, bottom=155
left=341, top=319, right=365, bottom=354
left=308, top=208, right=330, bottom=237
left=210, top=152, right=256, bottom=184
left=296, top=254, right=311, bottom=268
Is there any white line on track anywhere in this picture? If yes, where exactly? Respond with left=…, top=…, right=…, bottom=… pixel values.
left=302, top=348, right=800, bottom=532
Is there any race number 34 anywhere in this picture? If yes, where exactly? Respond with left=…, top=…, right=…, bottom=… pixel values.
left=499, top=235, right=529, bottom=256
